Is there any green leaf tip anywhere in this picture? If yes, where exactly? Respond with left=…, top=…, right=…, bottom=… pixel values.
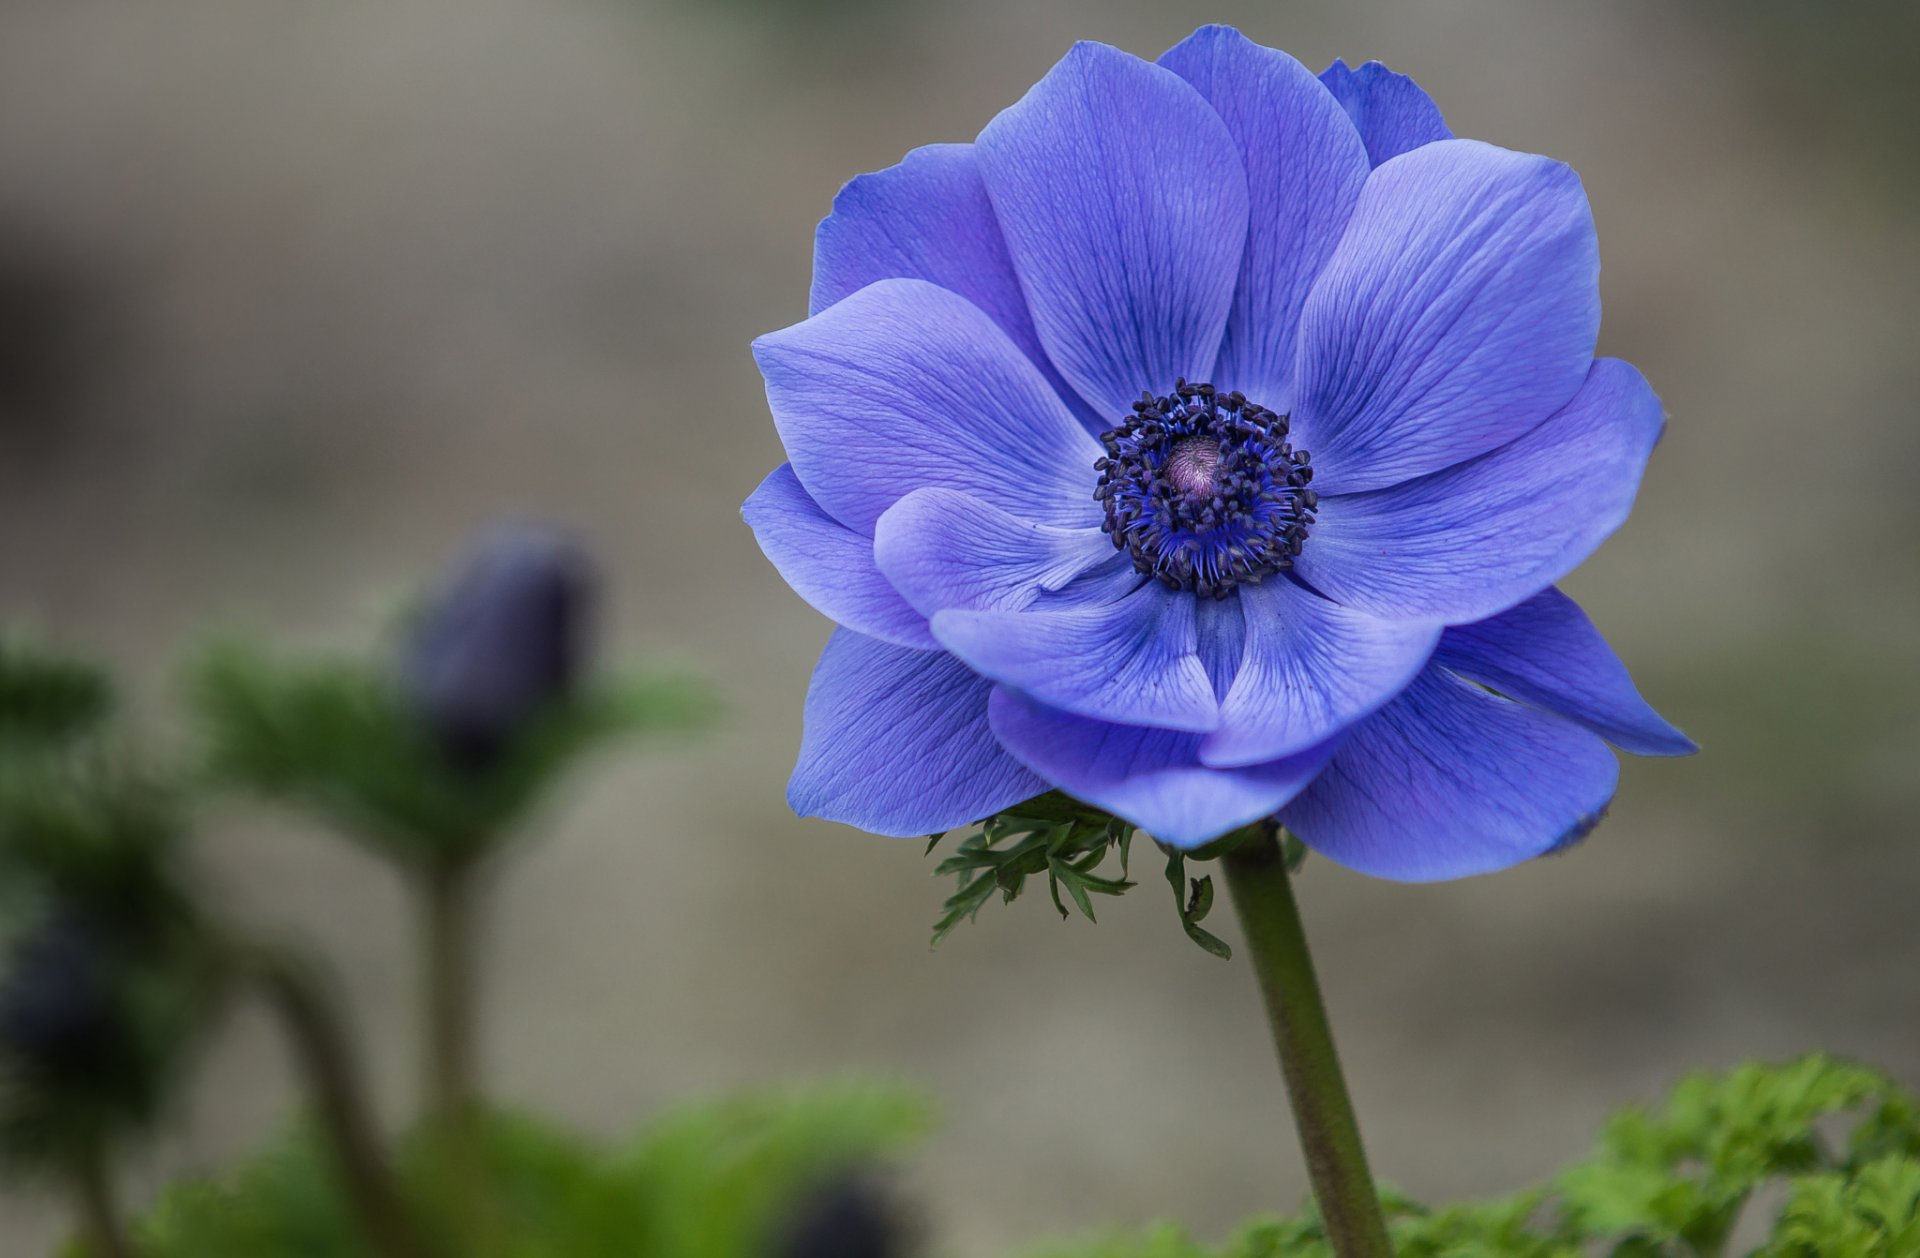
left=1161, top=849, right=1232, bottom=960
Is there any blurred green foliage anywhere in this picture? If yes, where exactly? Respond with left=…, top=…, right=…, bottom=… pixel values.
left=114, top=1082, right=930, bottom=1258
left=57, top=1054, right=1920, bottom=1257
left=0, top=637, right=112, bottom=751
left=190, top=642, right=713, bottom=867
left=0, top=757, right=184, bottom=928
left=1758, top=1158, right=1920, bottom=1257
left=0, top=647, right=217, bottom=1178
left=1018, top=1055, right=1920, bottom=1258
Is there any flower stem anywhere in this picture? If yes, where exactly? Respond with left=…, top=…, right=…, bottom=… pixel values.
left=1220, top=825, right=1392, bottom=1258
left=71, top=1143, right=136, bottom=1258
left=250, top=945, right=434, bottom=1258
left=415, top=856, right=495, bottom=1251
left=420, top=860, right=478, bottom=1130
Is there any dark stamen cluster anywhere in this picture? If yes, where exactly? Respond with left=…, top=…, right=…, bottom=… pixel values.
left=1093, top=381, right=1316, bottom=598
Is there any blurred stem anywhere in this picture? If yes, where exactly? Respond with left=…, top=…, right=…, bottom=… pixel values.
left=72, top=1143, right=136, bottom=1258
left=416, top=856, right=495, bottom=1254
left=248, top=944, right=434, bottom=1258
left=420, top=859, right=478, bottom=1130
left=1221, top=824, right=1392, bottom=1258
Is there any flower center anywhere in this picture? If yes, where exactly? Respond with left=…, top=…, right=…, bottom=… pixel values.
left=1165, top=436, right=1222, bottom=496
left=1093, top=381, right=1316, bottom=598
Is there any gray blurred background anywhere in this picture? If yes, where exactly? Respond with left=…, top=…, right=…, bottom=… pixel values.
left=2, top=0, right=1917, bottom=1252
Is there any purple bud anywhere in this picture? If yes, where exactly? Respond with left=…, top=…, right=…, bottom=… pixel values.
left=401, top=524, right=594, bottom=772
left=0, top=906, right=123, bottom=1080
left=776, top=1178, right=904, bottom=1258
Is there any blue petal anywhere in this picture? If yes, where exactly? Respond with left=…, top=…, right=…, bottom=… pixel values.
left=1318, top=59, right=1452, bottom=167
left=1295, top=358, right=1665, bottom=623
left=1158, top=27, right=1370, bottom=409
left=754, top=279, right=1102, bottom=533
left=976, top=41, right=1248, bottom=418
left=1291, top=138, right=1600, bottom=493
left=933, top=581, right=1218, bottom=732
left=1280, top=666, right=1619, bottom=881
left=809, top=143, right=1102, bottom=433
left=1194, top=593, right=1246, bottom=696
left=873, top=487, right=1111, bottom=617
left=743, top=465, right=937, bottom=650
left=790, top=630, right=1047, bottom=837
left=1435, top=587, right=1697, bottom=757
left=1202, top=579, right=1438, bottom=766
left=987, top=687, right=1334, bottom=848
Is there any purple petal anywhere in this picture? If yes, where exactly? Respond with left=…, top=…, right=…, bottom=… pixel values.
left=1318, top=59, right=1452, bottom=167
left=1280, top=666, right=1619, bottom=881
left=1194, top=593, right=1246, bottom=696
left=1202, top=579, right=1438, bottom=767
left=744, top=465, right=937, bottom=650
left=1295, top=358, right=1665, bottom=623
left=1291, top=138, right=1600, bottom=493
left=1436, top=587, right=1697, bottom=756
left=754, top=278, right=1102, bottom=533
left=933, top=581, right=1218, bottom=732
left=1158, top=26, right=1371, bottom=408
left=809, top=143, right=1102, bottom=433
left=790, top=630, right=1047, bottom=837
left=976, top=41, right=1248, bottom=418
left=988, top=687, right=1333, bottom=848
left=873, top=487, right=1111, bottom=617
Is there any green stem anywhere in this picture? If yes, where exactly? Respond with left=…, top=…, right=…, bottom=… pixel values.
left=420, top=860, right=478, bottom=1130
left=250, top=946, right=433, bottom=1258
left=416, top=856, right=498, bottom=1253
left=72, top=1143, right=137, bottom=1258
left=1221, top=825, right=1393, bottom=1258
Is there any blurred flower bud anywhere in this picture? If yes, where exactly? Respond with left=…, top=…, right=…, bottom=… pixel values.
left=777, top=1177, right=905, bottom=1258
left=0, top=905, right=126, bottom=1084
left=401, top=525, right=594, bottom=773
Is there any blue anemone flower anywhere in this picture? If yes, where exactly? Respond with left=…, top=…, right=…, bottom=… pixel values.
left=745, top=26, right=1694, bottom=880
